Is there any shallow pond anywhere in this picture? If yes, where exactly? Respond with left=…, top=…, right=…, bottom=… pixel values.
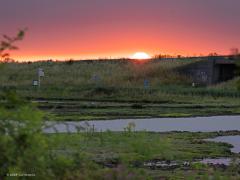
left=200, top=135, right=240, bottom=166
left=44, top=115, right=240, bottom=133
left=206, top=135, right=240, bottom=153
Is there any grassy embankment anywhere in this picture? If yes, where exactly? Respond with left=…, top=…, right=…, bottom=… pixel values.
left=0, top=59, right=240, bottom=121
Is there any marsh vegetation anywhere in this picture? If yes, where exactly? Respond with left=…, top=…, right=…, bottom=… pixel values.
left=1, top=59, right=240, bottom=121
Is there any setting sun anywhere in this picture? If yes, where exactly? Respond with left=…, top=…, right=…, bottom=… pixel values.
left=130, top=52, right=151, bottom=60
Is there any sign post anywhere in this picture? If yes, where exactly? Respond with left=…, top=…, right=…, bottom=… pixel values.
left=144, top=79, right=149, bottom=89
left=33, top=80, right=38, bottom=86
left=38, top=68, right=44, bottom=89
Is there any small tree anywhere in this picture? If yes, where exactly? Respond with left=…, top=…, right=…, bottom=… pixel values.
left=0, top=29, right=26, bottom=62
left=0, top=30, right=51, bottom=179
left=0, top=90, right=50, bottom=179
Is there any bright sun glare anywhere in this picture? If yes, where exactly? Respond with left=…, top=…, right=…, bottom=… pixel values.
left=130, top=52, right=151, bottom=60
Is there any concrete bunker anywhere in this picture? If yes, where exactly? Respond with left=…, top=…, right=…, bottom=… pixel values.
left=178, top=57, right=236, bottom=86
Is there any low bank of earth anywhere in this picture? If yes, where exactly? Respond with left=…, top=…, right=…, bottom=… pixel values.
left=35, top=99, right=240, bottom=121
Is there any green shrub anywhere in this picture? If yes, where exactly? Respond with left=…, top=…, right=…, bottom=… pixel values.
left=0, top=91, right=50, bottom=179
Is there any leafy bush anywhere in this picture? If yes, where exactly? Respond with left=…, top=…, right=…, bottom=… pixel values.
left=0, top=91, right=49, bottom=179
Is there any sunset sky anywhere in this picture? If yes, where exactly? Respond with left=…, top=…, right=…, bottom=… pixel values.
left=1, top=0, right=240, bottom=61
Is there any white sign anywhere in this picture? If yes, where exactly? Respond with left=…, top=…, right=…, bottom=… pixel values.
left=38, top=68, right=44, bottom=77
left=33, top=80, right=38, bottom=86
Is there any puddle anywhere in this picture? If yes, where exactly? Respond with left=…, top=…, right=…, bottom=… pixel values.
left=199, top=158, right=233, bottom=166
left=143, top=158, right=240, bottom=169
left=200, top=135, right=240, bottom=166
left=143, top=160, right=188, bottom=170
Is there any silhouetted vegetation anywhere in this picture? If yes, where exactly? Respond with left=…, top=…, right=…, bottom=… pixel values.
left=0, top=29, right=26, bottom=62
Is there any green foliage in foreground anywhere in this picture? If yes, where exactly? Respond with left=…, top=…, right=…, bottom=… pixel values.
left=0, top=93, right=240, bottom=179
left=0, top=91, right=48, bottom=179
left=47, top=131, right=232, bottom=164
left=0, top=92, right=150, bottom=179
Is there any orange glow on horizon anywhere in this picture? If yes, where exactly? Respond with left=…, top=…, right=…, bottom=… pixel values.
left=1, top=1, right=239, bottom=62
left=6, top=26, right=236, bottom=62
left=10, top=49, right=230, bottom=62
left=6, top=25, right=237, bottom=62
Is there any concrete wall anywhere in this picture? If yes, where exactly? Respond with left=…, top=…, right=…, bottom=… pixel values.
left=178, top=60, right=214, bottom=85
left=178, top=57, right=236, bottom=86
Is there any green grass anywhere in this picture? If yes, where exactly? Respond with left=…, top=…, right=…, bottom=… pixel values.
left=0, top=59, right=191, bottom=88
left=47, top=131, right=234, bottom=161
left=209, top=77, right=240, bottom=91
left=46, top=101, right=240, bottom=121
left=46, top=131, right=240, bottom=179
left=1, top=59, right=240, bottom=121
left=1, top=59, right=239, bottom=102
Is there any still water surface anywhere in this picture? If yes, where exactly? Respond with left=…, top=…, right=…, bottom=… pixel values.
left=206, top=135, right=240, bottom=153
left=44, top=115, right=240, bottom=133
